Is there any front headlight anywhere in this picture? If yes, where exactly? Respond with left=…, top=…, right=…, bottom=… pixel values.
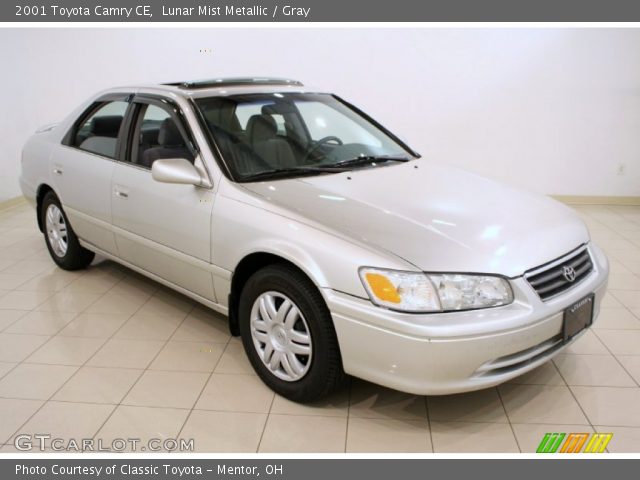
left=359, top=268, right=513, bottom=313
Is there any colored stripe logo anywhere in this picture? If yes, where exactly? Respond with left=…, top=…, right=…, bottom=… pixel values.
left=536, top=432, right=612, bottom=453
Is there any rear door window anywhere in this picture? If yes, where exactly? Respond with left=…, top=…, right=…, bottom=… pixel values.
left=73, top=101, right=128, bottom=158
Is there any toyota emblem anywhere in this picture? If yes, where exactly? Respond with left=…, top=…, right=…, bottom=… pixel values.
left=563, top=265, right=577, bottom=282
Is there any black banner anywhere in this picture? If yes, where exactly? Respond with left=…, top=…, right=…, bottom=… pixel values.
left=3, top=459, right=638, bottom=480
left=5, top=0, right=640, bottom=22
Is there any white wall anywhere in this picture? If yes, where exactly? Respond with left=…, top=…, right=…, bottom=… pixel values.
left=1, top=28, right=639, bottom=202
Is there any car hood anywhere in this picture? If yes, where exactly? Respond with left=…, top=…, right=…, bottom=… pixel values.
left=240, top=160, right=590, bottom=277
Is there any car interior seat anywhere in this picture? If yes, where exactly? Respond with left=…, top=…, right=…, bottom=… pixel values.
left=78, top=115, right=123, bottom=157
left=245, top=114, right=296, bottom=169
left=141, top=118, right=194, bottom=168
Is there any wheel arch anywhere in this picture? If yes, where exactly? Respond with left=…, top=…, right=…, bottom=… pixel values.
left=227, top=251, right=328, bottom=336
left=35, top=183, right=56, bottom=232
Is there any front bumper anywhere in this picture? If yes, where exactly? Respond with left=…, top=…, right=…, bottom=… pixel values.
left=325, top=243, right=609, bottom=395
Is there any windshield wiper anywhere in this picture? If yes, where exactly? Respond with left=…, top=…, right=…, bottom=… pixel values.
left=326, top=155, right=411, bottom=169
left=240, top=166, right=348, bottom=182
left=240, top=155, right=411, bottom=182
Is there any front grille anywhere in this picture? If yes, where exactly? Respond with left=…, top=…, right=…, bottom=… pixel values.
left=525, top=246, right=593, bottom=301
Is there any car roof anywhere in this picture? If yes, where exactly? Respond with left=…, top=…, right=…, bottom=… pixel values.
left=117, top=77, right=328, bottom=99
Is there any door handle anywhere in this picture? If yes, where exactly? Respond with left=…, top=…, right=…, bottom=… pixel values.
left=114, top=187, right=129, bottom=199
left=53, top=168, right=63, bottom=175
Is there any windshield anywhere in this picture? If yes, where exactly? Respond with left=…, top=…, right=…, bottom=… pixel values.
left=194, top=93, right=417, bottom=181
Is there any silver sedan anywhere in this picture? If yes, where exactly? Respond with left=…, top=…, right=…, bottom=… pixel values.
left=19, top=78, right=609, bottom=402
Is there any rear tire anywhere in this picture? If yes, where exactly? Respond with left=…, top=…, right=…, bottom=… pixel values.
left=41, top=191, right=95, bottom=271
left=238, top=264, right=345, bottom=403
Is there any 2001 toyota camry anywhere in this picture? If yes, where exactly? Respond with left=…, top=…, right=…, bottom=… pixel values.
left=19, top=77, right=609, bottom=402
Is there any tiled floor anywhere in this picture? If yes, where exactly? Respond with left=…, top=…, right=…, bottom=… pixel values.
left=1, top=201, right=640, bottom=453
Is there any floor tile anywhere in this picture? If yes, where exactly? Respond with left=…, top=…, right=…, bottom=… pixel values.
left=150, top=341, right=225, bottom=372
left=610, top=290, right=640, bottom=310
left=554, top=354, right=636, bottom=387
left=62, top=272, right=121, bottom=294
left=5, top=310, right=77, bottom=335
left=0, top=290, right=50, bottom=310
left=349, top=381, right=427, bottom=420
left=114, top=314, right=184, bottom=341
left=14, top=401, right=115, bottom=444
left=0, top=362, right=16, bottom=378
left=171, top=308, right=230, bottom=343
left=594, top=330, right=640, bottom=355
left=181, top=410, right=266, bottom=453
left=27, top=336, right=106, bottom=366
left=606, top=273, right=640, bottom=291
left=107, top=278, right=156, bottom=302
left=53, top=366, right=142, bottom=404
left=0, top=398, right=44, bottom=444
left=57, top=313, right=129, bottom=338
left=427, top=388, right=508, bottom=423
left=507, top=361, right=565, bottom=385
left=0, top=273, right=34, bottom=290
left=565, top=330, right=609, bottom=355
left=499, top=384, right=588, bottom=424
left=0, top=259, right=17, bottom=271
left=270, top=389, right=349, bottom=417
left=2, top=260, right=53, bottom=276
left=593, top=308, right=640, bottom=330
left=616, top=356, right=640, bottom=385
left=346, top=417, right=431, bottom=453
left=85, top=293, right=146, bottom=316
left=430, top=421, right=519, bottom=453
left=196, top=374, right=274, bottom=413
left=35, top=291, right=101, bottom=313
left=96, top=405, right=189, bottom=452
left=123, top=370, right=208, bottom=409
left=0, top=363, right=77, bottom=400
left=136, top=290, right=193, bottom=318
left=16, top=271, right=76, bottom=293
left=0, top=309, right=28, bottom=331
left=571, top=386, right=640, bottom=427
left=214, top=343, right=255, bottom=375
left=87, top=339, right=164, bottom=369
left=600, top=293, right=623, bottom=308
left=259, top=414, right=346, bottom=453
left=0, top=333, right=50, bottom=362
left=511, top=423, right=594, bottom=452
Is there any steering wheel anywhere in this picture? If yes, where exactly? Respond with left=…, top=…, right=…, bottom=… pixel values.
left=302, top=136, right=343, bottom=163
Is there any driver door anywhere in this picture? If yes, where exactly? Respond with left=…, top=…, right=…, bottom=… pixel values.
left=111, top=96, right=216, bottom=301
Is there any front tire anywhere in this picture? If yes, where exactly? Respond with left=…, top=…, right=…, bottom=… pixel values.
left=41, top=191, right=95, bottom=270
left=238, top=264, right=345, bottom=403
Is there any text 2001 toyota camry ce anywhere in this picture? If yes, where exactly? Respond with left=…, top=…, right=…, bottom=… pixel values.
left=20, top=78, right=609, bottom=402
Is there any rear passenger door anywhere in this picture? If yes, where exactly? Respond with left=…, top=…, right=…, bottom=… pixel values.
left=110, top=95, right=216, bottom=301
left=52, top=95, right=131, bottom=254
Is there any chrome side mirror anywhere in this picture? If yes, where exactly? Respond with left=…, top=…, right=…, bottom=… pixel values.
left=151, top=158, right=207, bottom=187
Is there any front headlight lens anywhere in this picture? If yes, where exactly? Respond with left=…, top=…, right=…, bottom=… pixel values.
left=359, top=268, right=513, bottom=313
left=429, top=274, right=513, bottom=311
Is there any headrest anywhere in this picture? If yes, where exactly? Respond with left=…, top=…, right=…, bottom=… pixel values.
left=158, top=118, right=185, bottom=146
left=246, top=114, right=277, bottom=143
left=90, top=116, right=122, bottom=137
